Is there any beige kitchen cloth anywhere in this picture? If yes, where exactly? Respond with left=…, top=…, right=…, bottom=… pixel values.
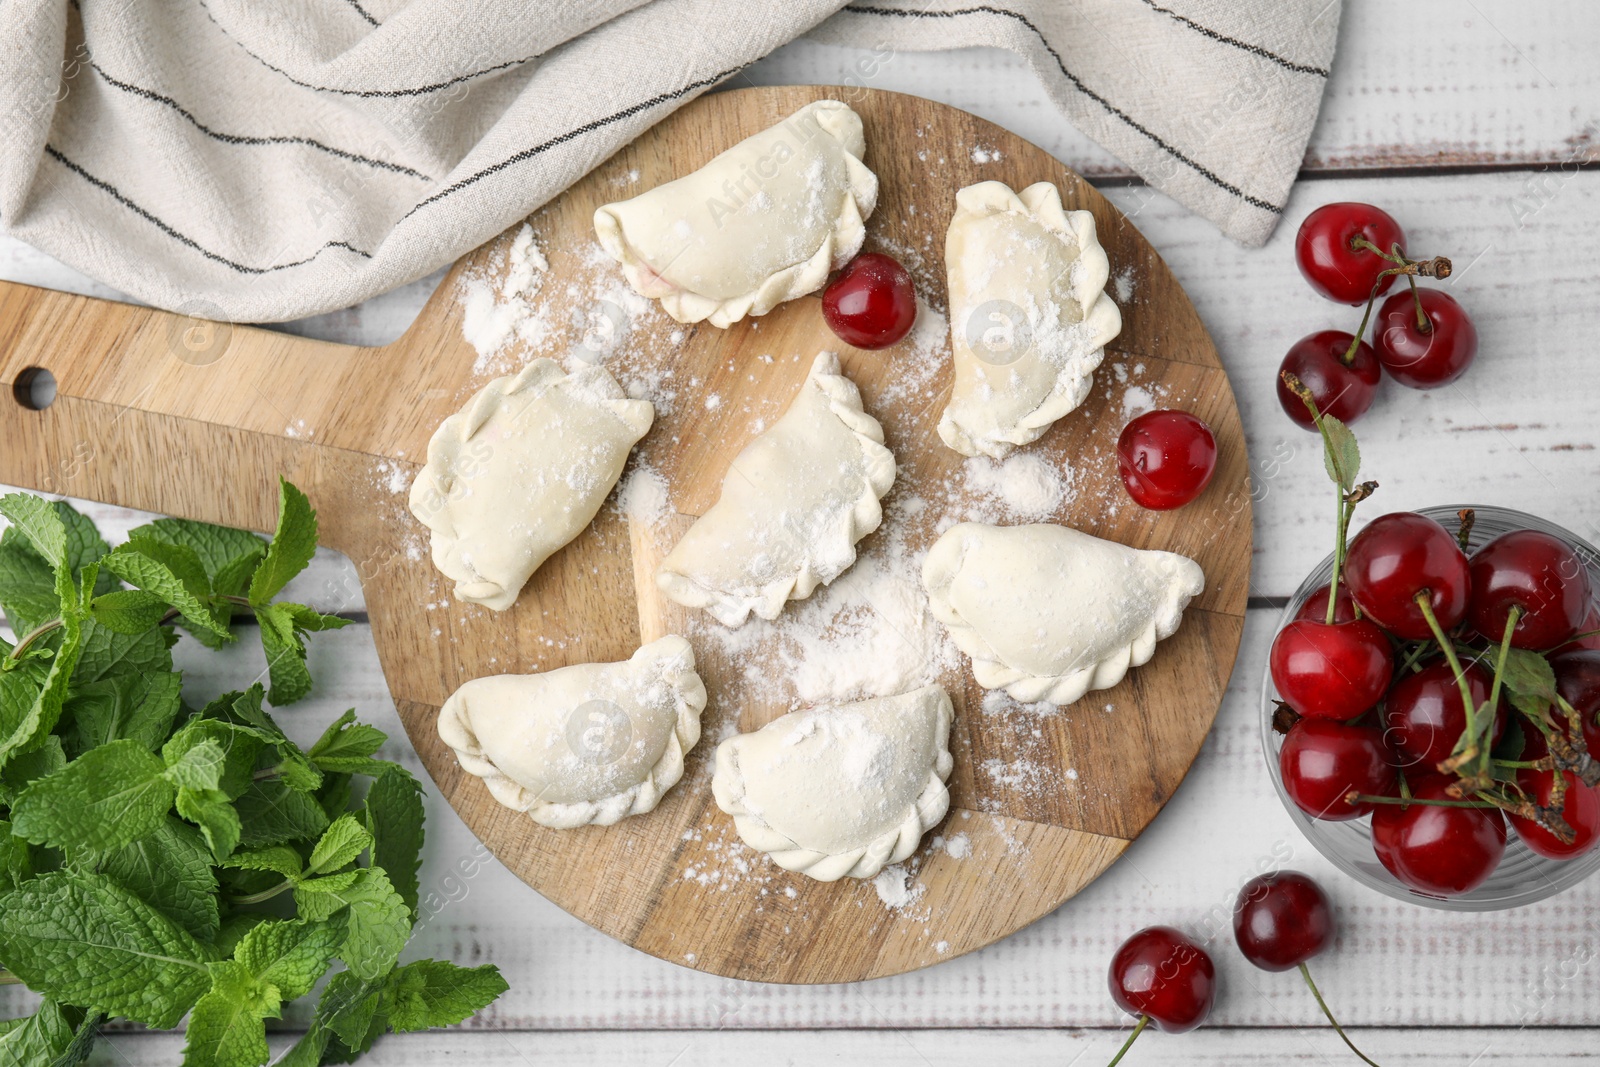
left=0, top=0, right=1341, bottom=322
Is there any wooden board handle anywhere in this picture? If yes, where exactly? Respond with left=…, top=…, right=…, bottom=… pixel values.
left=0, top=279, right=421, bottom=557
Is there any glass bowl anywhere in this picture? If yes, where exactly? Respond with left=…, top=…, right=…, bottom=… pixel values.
left=1261, top=504, right=1600, bottom=910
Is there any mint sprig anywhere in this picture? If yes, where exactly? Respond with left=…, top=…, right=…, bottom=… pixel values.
left=0, top=484, right=506, bottom=1065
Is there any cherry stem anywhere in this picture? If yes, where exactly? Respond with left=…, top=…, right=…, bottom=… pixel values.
left=1479, top=607, right=1522, bottom=774
left=1405, top=273, right=1430, bottom=334
left=1340, top=241, right=1453, bottom=363
left=1414, top=593, right=1477, bottom=748
left=1348, top=792, right=1498, bottom=809
left=1299, top=963, right=1383, bottom=1067
left=1105, top=1015, right=1149, bottom=1067
left=1565, top=627, right=1600, bottom=644
left=1397, top=640, right=1437, bottom=676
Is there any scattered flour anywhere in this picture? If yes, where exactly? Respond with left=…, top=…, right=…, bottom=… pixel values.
left=872, top=864, right=924, bottom=909
left=1121, top=385, right=1157, bottom=422
left=961, top=453, right=1071, bottom=520
left=460, top=223, right=552, bottom=372
left=615, top=463, right=672, bottom=527
left=1113, top=266, right=1135, bottom=303
left=970, top=145, right=1003, bottom=164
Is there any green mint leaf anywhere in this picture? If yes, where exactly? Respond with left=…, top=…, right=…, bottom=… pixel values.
left=307, top=710, right=389, bottom=775
left=0, top=672, right=43, bottom=776
left=205, top=687, right=321, bottom=791
left=292, top=867, right=409, bottom=980
left=255, top=603, right=313, bottom=707
left=176, top=787, right=243, bottom=862
left=0, top=529, right=58, bottom=635
left=126, top=519, right=266, bottom=595
left=180, top=960, right=279, bottom=1067
left=235, top=916, right=345, bottom=1002
left=0, top=734, right=64, bottom=803
left=0, top=494, right=68, bottom=570
left=0, top=870, right=213, bottom=1029
left=71, top=620, right=174, bottom=688
left=247, top=480, right=318, bottom=606
left=308, top=813, right=372, bottom=875
left=383, top=959, right=508, bottom=1032
left=365, top=767, right=424, bottom=918
left=91, top=817, right=220, bottom=942
left=103, top=543, right=231, bottom=645
left=282, top=970, right=383, bottom=1065
left=68, top=671, right=183, bottom=756
left=12, top=738, right=175, bottom=853
left=164, top=738, right=227, bottom=792
left=1319, top=414, right=1361, bottom=491
left=0, top=1000, right=85, bottom=1067
left=56, top=500, right=114, bottom=587
left=88, top=589, right=171, bottom=634
left=221, top=846, right=303, bottom=881
left=213, top=915, right=268, bottom=959
left=164, top=719, right=264, bottom=801
left=0, top=605, right=83, bottom=770
left=0, top=821, right=33, bottom=890
left=293, top=870, right=363, bottom=907
left=233, top=778, right=328, bottom=848
left=317, top=772, right=353, bottom=822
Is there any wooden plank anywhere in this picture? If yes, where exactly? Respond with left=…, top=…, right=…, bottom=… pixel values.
left=745, top=4, right=1600, bottom=177
left=5, top=610, right=1595, bottom=1031
left=83, top=1027, right=1600, bottom=1064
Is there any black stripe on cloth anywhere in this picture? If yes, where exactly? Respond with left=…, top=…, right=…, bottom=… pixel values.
left=91, top=63, right=432, bottom=180
left=44, top=144, right=373, bottom=274
left=399, top=65, right=743, bottom=222
left=842, top=3, right=1283, bottom=214
left=196, top=0, right=534, bottom=98
left=345, top=0, right=379, bottom=27
left=1136, top=0, right=1330, bottom=77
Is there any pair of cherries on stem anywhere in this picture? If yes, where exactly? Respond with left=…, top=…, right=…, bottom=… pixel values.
left=1106, top=872, right=1380, bottom=1065
left=1279, top=203, right=1477, bottom=430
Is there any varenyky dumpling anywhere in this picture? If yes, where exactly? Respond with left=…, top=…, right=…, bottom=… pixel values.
left=410, top=359, right=654, bottom=610
left=923, top=522, right=1204, bottom=706
left=712, top=685, right=954, bottom=882
left=437, top=636, right=707, bottom=829
left=594, top=99, right=878, bottom=328
left=656, top=352, right=895, bottom=626
left=938, top=181, right=1123, bottom=460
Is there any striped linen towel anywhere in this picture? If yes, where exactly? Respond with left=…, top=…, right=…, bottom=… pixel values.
left=0, top=0, right=1340, bottom=322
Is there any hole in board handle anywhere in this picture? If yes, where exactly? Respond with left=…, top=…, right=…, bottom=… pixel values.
left=12, top=367, right=56, bottom=411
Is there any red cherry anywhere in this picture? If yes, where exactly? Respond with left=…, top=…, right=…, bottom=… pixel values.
left=1373, top=288, right=1477, bottom=389
left=1382, top=659, right=1506, bottom=771
left=1108, top=926, right=1215, bottom=1036
left=1507, top=768, right=1600, bottom=861
left=1371, top=775, right=1506, bottom=895
left=1116, top=410, right=1218, bottom=510
left=1279, top=718, right=1397, bottom=821
left=1552, top=650, right=1600, bottom=760
left=1295, top=584, right=1358, bottom=624
left=1296, top=203, right=1407, bottom=305
left=1466, top=530, right=1593, bottom=650
left=1233, top=871, right=1332, bottom=971
left=1344, top=513, right=1471, bottom=641
left=820, top=253, right=917, bottom=350
left=1277, top=331, right=1383, bottom=429
left=1270, top=618, right=1393, bottom=721
left=1554, top=604, right=1600, bottom=656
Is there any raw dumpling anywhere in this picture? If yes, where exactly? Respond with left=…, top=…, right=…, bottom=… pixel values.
left=437, top=636, right=707, bottom=829
left=938, top=181, right=1123, bottom=459
left=711, top=686, right=954, bottom=881
left=410, top=359, right=653, bottom=610
left=923, top=522, right=1204, bottom=706
left=594, top=99, right=878, bottom=328
left=657, top=352, right=895, bottom=626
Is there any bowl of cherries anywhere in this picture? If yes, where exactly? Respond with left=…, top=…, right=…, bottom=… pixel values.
left=1263, top=384, right=1600, bottom=910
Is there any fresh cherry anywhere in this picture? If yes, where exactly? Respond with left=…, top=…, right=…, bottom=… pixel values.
left=1106, top=925, right=1215, bottom=1061
left=1555, top=604, right=1600, bottom=656
left=1296, top=203, right=1407, bottom=305
left=1234, top=872, right=1384, bottom=1066
left=1466, top=530, right=1592, bottom=650
left=1371, top=775, right=1506, bottom=895
left=1343, top=512, right=1471, bottom=641
left=1270, top=618, right=1393, bottom=721
left=1279, top=718, right=1397, bottom=821
left=1552, top=649, right=1600, bottom=760
left=1296, top=583, right=1359, bottom=624
left=1373, top=288, right=1477, bottom=389
left=1383, top=659, right=1506, bottom=770
left=821, top=252, right=917, bottom=350
left=1277, top=331, right=1383, bottom=429
left=1507, top=768, right=1600, bottom=861
left=1117, top=410, right=1218, bottom=510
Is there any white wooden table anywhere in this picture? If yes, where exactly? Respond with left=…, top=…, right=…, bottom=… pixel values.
left=4, top=3, right=1599, bottom=1062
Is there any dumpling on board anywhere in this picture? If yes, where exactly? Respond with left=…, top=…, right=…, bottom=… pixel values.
left=938, top=180, right=1122, bottom=460
left=656, top=351, right=896, bottom=627
left=711, top=686, right=954, bottom=882
left=594, top=99, right=878, bottom=328
left=922, top=522, right=1203, bottom=706
left=409, top=359, right=653, bottom=611
left=437, top=636, right=707, bottom=829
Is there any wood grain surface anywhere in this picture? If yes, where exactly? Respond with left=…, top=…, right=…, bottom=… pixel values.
left=0, top=85, right=1249, bottom=984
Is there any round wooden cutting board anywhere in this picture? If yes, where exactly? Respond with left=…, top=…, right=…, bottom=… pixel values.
left=0, top=86, right=1250, bottom=983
